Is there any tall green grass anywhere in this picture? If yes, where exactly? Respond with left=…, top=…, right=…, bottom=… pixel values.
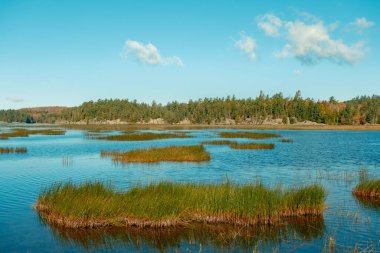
left=36, top=181, right=326, bottom=228
left=218, top=132, right=281, bottom=139
left=101, top=145, right=210, bottom=163
left=353, top=178, right=380, bottom=200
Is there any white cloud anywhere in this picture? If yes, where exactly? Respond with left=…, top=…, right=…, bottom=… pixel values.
left=349, top=17, right=375, bottom=33
left=235, top=33, right=257, bottom=60
left=275, top=21, right=364, bottom=65
left=257, top=13, right=283, bottom=37
left=122, top=40, right=184, bottom=67
left=6, top=97, right=24, bottom=103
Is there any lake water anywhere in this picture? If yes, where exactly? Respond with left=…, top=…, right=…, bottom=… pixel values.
left=0, top=126, right=379, bottom=252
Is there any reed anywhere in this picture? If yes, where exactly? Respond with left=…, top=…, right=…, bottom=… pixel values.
left=97, top=132, right=190, bottom=141
left=201, top=140, right=237, bottom=145
left=218, top=132, right=281, bottom=139
left=0, top=147, right=27, bottom=153
left=102, top=145, right=210, bottom=163
left=353, top=179, right=380, bottom=200
left=0, top=128, right=65, bottom=140
left=229, top=143, right=275, bottom=150
left=36, top=181, right=326, bottom=229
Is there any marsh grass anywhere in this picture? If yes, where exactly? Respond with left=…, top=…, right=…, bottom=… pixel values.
left=101, top=145, right=210, bottom=163
left=0, top=128, right=65, bottom=140
left=218, top=131, right=281, bottom=139
left=280, top=139, right=294, bottom=143
left=201, top=140, right=237, bottom=145
left=0, top=147, right=27, bottom=153
left=36, top=181, right=326, bottom=228
left=230, top=143, right=275, bottom=150
left=353, top=179, right=380, bottom=200
left=97, top=132, right=190, bottom=141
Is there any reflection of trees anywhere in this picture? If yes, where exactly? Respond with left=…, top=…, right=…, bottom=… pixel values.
left=42, top=216, right=325, bottom=252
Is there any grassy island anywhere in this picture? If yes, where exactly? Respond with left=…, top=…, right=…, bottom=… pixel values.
left=36, top=181, right=326, bottom=229
left=201, top=140, right=237, bottom=145
left=0, top=128, right=65, bottom=140
left=97, top=132, right=190, bottom=141
left=0, top=147, right=27, bottom=153
left=101, top=145, right=211, bottom=163
left=280, top=139, right=294, bottom=143
left=218, top=132, right=281, bottom=139
left=230, top=143, right=275, bottom=150
left=353, top=179, right=380, bottom=200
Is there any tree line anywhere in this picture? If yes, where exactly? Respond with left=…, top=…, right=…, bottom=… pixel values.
left=1, top=91, right=379, bottom=125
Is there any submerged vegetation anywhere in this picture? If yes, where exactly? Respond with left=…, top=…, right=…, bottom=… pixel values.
left=230, top=143, right=275, bottom=150
left=36, top=181, right=326, bottom=228
left=0, top=147, right=27, bottom=154
left=353, top=179, right=380, bottom=200
left=218, top=131, right=281, bottom=139
left=0, top=128, right=65, bottom=140
left=97, top=131, right=190, bottom=141
left=1, top=92, right=379, bottom=125
left=101, top=145, right=210, bottom=163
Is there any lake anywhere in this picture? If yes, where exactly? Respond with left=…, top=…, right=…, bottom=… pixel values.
left=0, top=126, right=379, bottom=252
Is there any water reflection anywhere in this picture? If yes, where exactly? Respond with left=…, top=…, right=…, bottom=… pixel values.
left=354, top=196, right=380, bottom=211
left=44, top=217, right=325, bottom=252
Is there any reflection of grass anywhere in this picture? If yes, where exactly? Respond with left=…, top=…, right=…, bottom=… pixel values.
left=36, top=181, right=326, bottom=228
left=218, top=132, right=281, bottom=139
left=353, top=179, right=380, bottom=200
left=97, top=132, right=190, bottom=141
left=101, top=145, right=210, bottom=163
left=45, top=217, right=325, bottom=252
left=0, top=147, right=27, bottom=153
left=230, top=143, right=275, bottom=150
left=0, top=128, right=65, bottom=140
left=201, top=140, right=237, bottom=145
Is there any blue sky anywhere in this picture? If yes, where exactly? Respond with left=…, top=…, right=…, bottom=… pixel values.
left=0, top=0, right=379, bottom=109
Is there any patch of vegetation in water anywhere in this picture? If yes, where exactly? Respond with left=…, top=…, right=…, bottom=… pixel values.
left=0, top=147, right=27, bottom=154
left=101, top=145, right=210, bottom=163
left=230, top=143, right=275, bottom=150
left=0, top=128, right=65, bottom=140
left=201, top=140, right=237, bottom=145
left=36, top=181, right=326, bottom=228
left=218, top=132, right=281, bottom=139
left=353, top=178, right=380, bottom=201
left=280, top=139, right=294, bottom=143
left=97, top=132, right=190, bottom=141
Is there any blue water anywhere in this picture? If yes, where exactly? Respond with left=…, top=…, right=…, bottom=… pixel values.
left=0, top=127, right=379, bottom=252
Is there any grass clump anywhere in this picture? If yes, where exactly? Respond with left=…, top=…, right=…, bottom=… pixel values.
left=102, top=145, right=211, bottom=163
left=0, top=128, right=65, bottom=140
left=218, top=131, right=281, bottom=139
left=201, top=140, right=237, bottom=145
left=0, top=147, right=27, bottom=153
left=229, top=143, right=275, bottom=150
left=353, top=178, right=380, bottom=200
left=97, top=132, right=190, bottom=141
left=280, top=139, right=294, bottom=143
left=36, top=181, right=326, bottom=228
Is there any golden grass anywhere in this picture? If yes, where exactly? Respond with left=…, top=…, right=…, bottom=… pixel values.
left=0, top=147, right=27, bottom=153
left=97, top=132, right=190, bottom=141
left=0, top=128, right=65, bottom=140
left=352, top=179, right=380, bottom=200
left=229, top=143, right=275, bottom=150
left=36, top=181, right=326, bottom=229
left=218, top=131, right=281, bottom=139
left=102, top=145, right=211, bottom=163
left=201, top=140, right=237, bottom=145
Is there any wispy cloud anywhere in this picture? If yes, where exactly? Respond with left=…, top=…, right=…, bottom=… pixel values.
left=235, top=32, right=257, bottom=60
left=6, top=97, right=24, bottom=103
left=257, top=13, right=366, bottom=65
left=257, top=13, right=283, bottom=37
left=349, top=17, right=375, bottom=33
left=122, top=40, right=184, bottom=67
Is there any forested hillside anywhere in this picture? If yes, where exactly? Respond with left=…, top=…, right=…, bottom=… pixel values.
left=1, top=91, right=379, bottom=125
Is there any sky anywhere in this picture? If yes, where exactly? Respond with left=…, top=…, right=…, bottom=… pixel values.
left=0, top=0, right=379, bottom=109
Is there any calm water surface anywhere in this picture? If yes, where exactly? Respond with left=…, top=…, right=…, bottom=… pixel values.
left=0, top=126, right=379, bottom=252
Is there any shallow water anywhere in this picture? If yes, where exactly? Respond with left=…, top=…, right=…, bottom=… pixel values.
left=0, top=126, right=379, bottom=252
